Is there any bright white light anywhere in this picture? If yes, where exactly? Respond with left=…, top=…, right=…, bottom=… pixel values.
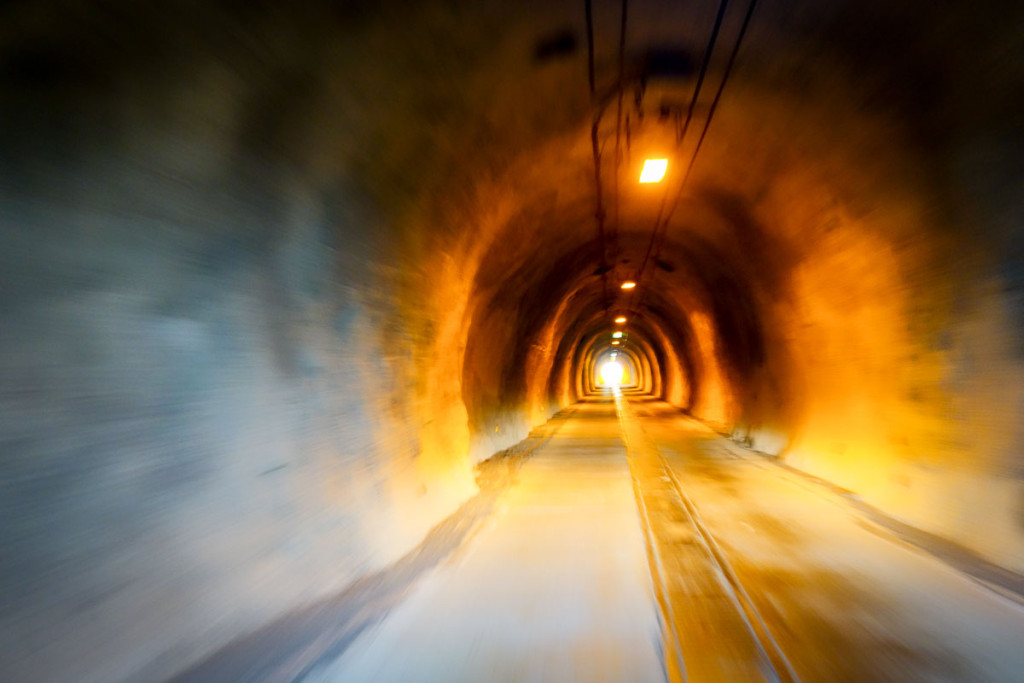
left=612, top=331, right=623, bottom=338
left=639, top=158, right=668, bottom=183
left=600, top=360, right=625, bottom=386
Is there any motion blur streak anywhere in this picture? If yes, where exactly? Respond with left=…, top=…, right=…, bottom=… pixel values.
left=0, top=0, right=1022, bottom=682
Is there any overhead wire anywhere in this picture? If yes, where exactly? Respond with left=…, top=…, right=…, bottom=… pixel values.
left=633, top=0, right=761, bottom=311
left=610, top=0, right=629, bottom=321
left=680, top=0, right=761, bottom=191
left=584, top=0, right=611, bottom=313
left=585, top=0, right=596, bottom=95
left=677, top=0, right=731, bottom=145
left=635, top=0, right=731, bottom=290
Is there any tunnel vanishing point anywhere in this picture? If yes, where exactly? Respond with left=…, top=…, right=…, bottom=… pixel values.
left=1, top=0, right=1023, bottom=681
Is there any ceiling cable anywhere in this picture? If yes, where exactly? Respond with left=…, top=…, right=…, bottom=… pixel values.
left=681, top=0, right=760, bottom=189
left=585, top=0, right=596, bottom=95
left=584, top=0, right=612, bottom=312
left=633, top=0, right=760, bottom=309
left=610, top=0, right=629, bottom=319
left=634, top=0, right=730, bottom=291
left=678, top=0, right=731, bottom=144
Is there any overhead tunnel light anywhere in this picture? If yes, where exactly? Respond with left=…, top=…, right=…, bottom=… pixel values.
left=612, top=331, right=623, bottom=338
left=614, top=316, right=627, bottom=324
left=639, top=158, right=668, bottom=183
left=611, top=340, right=620, bottom=345
left=620, top=281, right=636, bottom=290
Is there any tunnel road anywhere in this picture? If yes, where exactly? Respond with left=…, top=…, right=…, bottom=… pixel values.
left=626, top=399, right=1024, bottom=682
left=294, top=399, right=1024, bottom=682
left=301, top=400, right=665, bottom=682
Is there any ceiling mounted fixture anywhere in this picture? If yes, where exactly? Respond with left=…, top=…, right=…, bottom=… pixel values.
left=620, top=281, right=636, bottom=290
left=639, top=158, right=668, bottom=183
left=614, top=316, right=627, bottom=324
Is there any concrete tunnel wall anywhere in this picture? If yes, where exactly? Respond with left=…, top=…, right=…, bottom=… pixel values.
left=1, top=0, right=1022, bottom=680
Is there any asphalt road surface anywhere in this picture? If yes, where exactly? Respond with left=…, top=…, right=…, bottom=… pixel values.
left=234, top=398, right=1024, bottom=682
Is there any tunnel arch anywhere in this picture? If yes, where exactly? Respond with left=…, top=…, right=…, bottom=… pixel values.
left=456, top=182, right=783, bottom=454
left=589, top=346, right=638, bottom=391
left=575, top=324, right=656, bottom=397
left=579, top=333, right=650, bottom=397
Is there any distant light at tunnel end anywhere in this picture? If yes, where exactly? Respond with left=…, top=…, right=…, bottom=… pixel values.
left=600, top=360, right=625, bottom=386
left=639, top=158, right=668, bottom=183
left=620, top=281, right=636, bottom=290
left=614, top=316, right=627, bottom=324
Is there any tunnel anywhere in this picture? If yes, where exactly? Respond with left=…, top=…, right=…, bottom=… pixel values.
left=1, top=0, right=1023, bottom=681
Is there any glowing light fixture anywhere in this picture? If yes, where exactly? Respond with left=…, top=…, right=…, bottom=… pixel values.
left=612, top=331, right=623, bottom=338
left=611, top=340, right=620, bottom=345
left=600, top=360, right=625, bottom=386
left=620, top=281, right=636, bottom=290
left=614, top=316, right=627, bottom=324
left=639, top=158, right=668, bottom=183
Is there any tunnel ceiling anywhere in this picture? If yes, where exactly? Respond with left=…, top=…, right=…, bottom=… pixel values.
left=4, top=0, right=1021, bottom=498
